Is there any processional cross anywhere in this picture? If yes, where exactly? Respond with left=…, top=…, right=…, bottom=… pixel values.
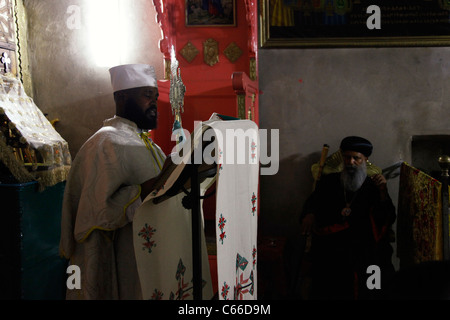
left=169, top=46, right=186, bottom=150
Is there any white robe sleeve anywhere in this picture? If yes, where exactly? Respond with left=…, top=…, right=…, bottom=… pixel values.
left=62, top=128, right=159, bottom=247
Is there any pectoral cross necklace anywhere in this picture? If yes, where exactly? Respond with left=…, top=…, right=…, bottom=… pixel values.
left=342, top=188, right=358, bottom=217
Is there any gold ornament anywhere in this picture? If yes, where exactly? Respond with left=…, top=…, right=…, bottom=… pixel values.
left=224, top=42, right=242, bottom=63
left=203, top=38, right=219, bottom=67
left=180, top=41, right=199, bottom=63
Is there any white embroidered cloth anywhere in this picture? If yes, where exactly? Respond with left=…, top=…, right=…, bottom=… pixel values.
left=209, top=120, right=259, bottom=300
left=133, top=191, right=214, bottom=300
left=0, top=74, right=72, bottom=187
left=132, top=119, right=214, bottom=300
left=133, top=118, right=259, bottom=300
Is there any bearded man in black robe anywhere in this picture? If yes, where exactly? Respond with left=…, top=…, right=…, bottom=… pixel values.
left=300, top=136, right=396, bottom=300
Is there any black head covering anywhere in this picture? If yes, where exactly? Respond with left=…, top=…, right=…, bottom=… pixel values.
left=340, top=136, right=373, bottom=157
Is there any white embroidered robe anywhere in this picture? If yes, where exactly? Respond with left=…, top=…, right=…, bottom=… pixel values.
left=59, top=116, right=165, bottom=299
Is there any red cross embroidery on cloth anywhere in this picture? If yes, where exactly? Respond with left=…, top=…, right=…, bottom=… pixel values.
left=218, top=213, right=227, bottom=244
left=138, top=223, right=157, bottom=253
left=251, top=192, right=257, bottom=216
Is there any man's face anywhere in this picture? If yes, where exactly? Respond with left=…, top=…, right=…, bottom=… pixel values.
left=122, top=86, right=159, bottom=130
left=341, top=150, right=368, bottom=191
left=342, top=151, right=367, bottom=174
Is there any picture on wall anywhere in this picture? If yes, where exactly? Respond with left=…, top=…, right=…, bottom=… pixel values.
left=260, top=0, right=450, bottom=48
left=186, top=0, right=236, bottom=27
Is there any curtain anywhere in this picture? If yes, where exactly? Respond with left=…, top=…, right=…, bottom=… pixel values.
left=397, top=162, right=446, bottom=267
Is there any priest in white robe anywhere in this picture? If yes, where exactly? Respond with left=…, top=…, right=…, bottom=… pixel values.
left=59, top=64, right=166, bottom=299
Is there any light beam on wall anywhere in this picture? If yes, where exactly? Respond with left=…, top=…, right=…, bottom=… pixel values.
left=87, top=0, right=129, bottom=68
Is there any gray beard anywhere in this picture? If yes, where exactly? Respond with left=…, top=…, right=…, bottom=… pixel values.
left=341, top=162, right=367, bottom=192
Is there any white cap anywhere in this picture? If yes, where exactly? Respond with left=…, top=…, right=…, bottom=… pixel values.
left=109, top=64, right=158, bottom=92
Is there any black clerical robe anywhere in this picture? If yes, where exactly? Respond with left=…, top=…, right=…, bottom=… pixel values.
left=302, top=172, right=396, bottom=299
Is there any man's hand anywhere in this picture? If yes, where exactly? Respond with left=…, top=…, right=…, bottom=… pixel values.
left=300, top=213, right=315, bottom=235
left=371, top=173, right=387, bottom=188
left=140, top=154, right=175, bottom=201
left=161, top=153, right=175, bottom=171
left=140, top=177, right=158, bottom=201
left=371, top=173, right=388, bottom=200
